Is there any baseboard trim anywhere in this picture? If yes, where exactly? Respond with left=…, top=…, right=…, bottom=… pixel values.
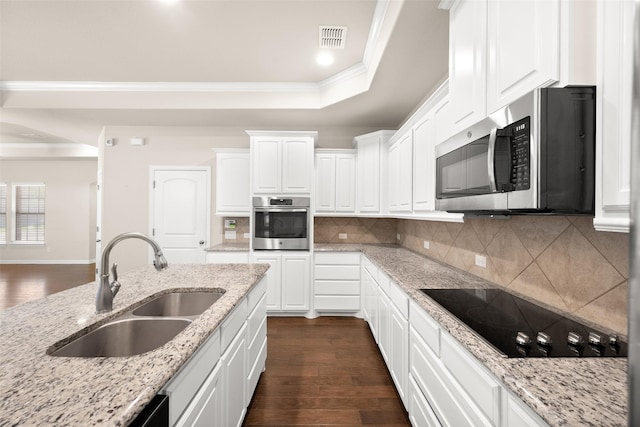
left=0, top=259, right=96, bottom=265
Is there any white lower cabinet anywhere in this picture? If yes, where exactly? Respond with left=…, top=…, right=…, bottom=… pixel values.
left=252, top=252, right=310, bottom=313
left=313, top=252, right=361, bottom=313
left=361, top=264, right=378, bottom=341
left=388, top=283, right=409, bottom=409
left=161, top=277, right=267, bottom=427
left=409, top=376, right=442, bottom=427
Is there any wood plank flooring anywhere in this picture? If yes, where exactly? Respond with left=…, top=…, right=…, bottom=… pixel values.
left=0, top=264, right=95, bottom=310
left=244, top=317, right=410, bottom=427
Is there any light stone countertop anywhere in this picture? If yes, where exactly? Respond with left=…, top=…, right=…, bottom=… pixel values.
left=205, top=242, right=250, bottom=252
left=0, top=263, right=268, bottom=426
left=315, top=243, right=627, bottom=427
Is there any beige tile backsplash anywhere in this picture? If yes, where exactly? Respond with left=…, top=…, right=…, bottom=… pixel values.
left=222, top=217, right=250, bottom=243
left=398, top=216, right=629, bottom=335
left=304, top=216, right=628, bottom=334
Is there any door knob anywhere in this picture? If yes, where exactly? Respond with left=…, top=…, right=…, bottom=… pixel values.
left=199, top=240, right=205, bottom=245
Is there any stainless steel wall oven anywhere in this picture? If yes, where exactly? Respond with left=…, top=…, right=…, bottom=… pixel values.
left=252, top=196, right=310, bottom=250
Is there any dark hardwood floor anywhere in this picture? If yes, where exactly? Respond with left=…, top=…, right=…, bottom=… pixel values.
left=244, top=317, right=411, bottom=427
left=0, top=264, right=96, bottom=310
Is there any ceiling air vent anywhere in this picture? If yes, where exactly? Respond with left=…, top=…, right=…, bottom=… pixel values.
left=319, top=26, right=347, bottom=49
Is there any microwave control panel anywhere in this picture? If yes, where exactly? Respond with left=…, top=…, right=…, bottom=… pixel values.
left=508, top=117, right=530, bottom=191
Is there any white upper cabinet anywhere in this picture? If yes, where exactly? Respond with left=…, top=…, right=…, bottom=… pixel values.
left=214, top=149, right=250, bottom=216
left=388, top=132, right=413, bottom=213
left=486, top=0, right=559, bottom=112
left=442, top=0, right=592, bottom=135
left=447, top=0, right=487, bottom=132
left=248, top=131, right=316, bottom=195
left=354, top=130, right=394, bottom=215
left=594, top=0, right=634, bottom=233
left=314, top=149, right=357, bottom=215
left=412, top=113, right=435, bottom=212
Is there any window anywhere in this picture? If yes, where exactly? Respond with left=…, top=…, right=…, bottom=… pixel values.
left=0, top=183, right=6, bottom=244
left=13, top=184, right=45, bottom=243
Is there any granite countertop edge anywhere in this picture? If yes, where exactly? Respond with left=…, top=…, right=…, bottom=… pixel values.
left=0, top=263, right=269, bottom=426
left=315, top=243, right=628, bottom=427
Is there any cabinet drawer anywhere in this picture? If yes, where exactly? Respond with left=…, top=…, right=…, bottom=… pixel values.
left=409, top=376, right=443, bottom=427
left=314, top=280, right=360, bottom=295
left=388, top=280, right=408, bottom=318
left=315, top=252, right=361, bottom=265
left=410, top=300, right=441, bottom=356
left=247, top=277, right=267, bottom=316
left=175, top=361, right=222, bottom=427
left=314, top=295, right=360, bottom=311
left=162, top=328, right=221, bottom=425
left=410, top=329, right=478, bottom=427
left=221, top=299, right=247, bottom=352
left=314, top=265, right=360, bottom=280
left=441, top=333, right=501, bottom=425
left=377, top=271, right=391, bottom=295
left=206, top=252, right=250, bottom=264
left=362, top=257, right=378, bottom=282
left=248, top=316, right=267, bottom=370
left=504, top=393, right=548, bottom=427
left=247, top=335, right=267, bottom=406
left=247, top=294, right=266, bottom=347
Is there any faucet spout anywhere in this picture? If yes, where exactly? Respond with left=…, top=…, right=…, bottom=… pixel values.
left=96, top=232, right=168, bottom=313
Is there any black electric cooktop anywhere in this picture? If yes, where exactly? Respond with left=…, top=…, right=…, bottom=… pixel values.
left=420, top=288, right=627, bottom=358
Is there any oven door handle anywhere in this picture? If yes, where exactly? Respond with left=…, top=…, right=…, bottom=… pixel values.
left=487, top=127, right=498, bottom=193
left=253, top=208, right=308, bottom=213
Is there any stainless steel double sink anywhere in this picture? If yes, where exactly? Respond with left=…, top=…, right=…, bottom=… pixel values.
left=47, top=290, right=226, bottom=358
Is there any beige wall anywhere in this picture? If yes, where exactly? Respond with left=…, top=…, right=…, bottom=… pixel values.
left=0, top=159, right=97, bottom=263
left=101, top=125, right=381, bottom=273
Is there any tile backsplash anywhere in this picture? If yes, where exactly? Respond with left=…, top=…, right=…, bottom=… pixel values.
left=222, top=217, right=250, bottom=243
left=398, top=216, right=629, bottom=335
left=314, top=217, right=398, bottom=244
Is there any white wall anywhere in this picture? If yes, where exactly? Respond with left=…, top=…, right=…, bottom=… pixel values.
left=100, top=125, right=381, bottom=273
left=0, top=159, right=97, bottom=263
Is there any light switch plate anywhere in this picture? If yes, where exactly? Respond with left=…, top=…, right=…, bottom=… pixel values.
left=475, top=254, right=487, bottom=268
left=224, top=230, right=237, bottom=240
left=423, top=240, right=430, bottom=249
left=339, top=233, right=347, bottom=239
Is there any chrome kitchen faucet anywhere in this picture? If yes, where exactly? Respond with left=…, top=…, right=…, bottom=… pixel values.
left=96, top=232, right=168, bottom=313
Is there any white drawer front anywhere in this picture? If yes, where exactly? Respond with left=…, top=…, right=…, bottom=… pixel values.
left=315, top=252, right=361, bottom=265
left=314, top=264, right=360, bottom=280
left=221, top=299, right=248, bottom=352
left=206, top=252, right=250, bottom=264
left=314, top=295, right=360, bottom=311
left=377, top=271, right=391, bottom=295
left=247, top=294, right=267, bottom=347
left=247, top=316, right=267, bottom=371
left=247, top=276, right=267, bottom=314
left=314, top=280, right=360, bottom=295
left=409, top=300, right=441, bottom=356
left=504, top=393, right=549, bottom=427
left=388, top=280, right=408, bottom=318
left=409, top=376, right=443, bottom=427
left=441, top=333, right=501, bottom=425
left=246, top=335, right=267, bottom=406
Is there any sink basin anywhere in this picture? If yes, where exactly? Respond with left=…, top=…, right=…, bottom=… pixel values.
left=48, top=318, right=191, bottom=357
left=132, top=290, right=225, bottom=317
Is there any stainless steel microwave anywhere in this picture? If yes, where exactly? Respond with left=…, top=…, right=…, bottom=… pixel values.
left=435, top=86, right=595, bottom=214
left=252, top=196, right=310, bottom=250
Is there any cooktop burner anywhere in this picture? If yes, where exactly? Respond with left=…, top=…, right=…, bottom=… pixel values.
left=420, top=288, right=627, bottom=358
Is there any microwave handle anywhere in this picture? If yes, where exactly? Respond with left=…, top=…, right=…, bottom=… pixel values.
left=487, top=127, right=498, bottom=192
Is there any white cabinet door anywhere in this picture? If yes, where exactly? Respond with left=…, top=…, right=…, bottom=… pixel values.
left=176, top=362, right=224, bottom=427
left=315, top=153, right=336, bottom=212
left=282, top=137, right=313, bottom=193
left=335, top=153, right=356, bottom=212
left=252, top=254, right=282, bottom=311
left=413, top=113, right=435, bottom=212
left=388, top=141, right=400, bottom=212
left=487, top=0, right=559, bottom=113
left=398, top=133, right=413, bottom=212
left=433, top=92, right=452, bottom=146
left=595, top=0, right=634, bottom=232
left=357, top=135, right=382, bottom=212
left=281, top=253, right=311, bottom=311
left=252, top=137, right=281, bottom=193
left=389, top=302, right=409, bottom=408
left=215, top=150, right=250, bottom=215
left=448, top=0, right=487, bottom=132
left=377, top=287, right=391, bottom=364
left=222, top=323, right=247, bottom=427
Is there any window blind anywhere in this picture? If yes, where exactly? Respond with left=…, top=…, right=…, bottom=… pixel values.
left=15, top=184, right=45, bottom=242
left=0, top=184, right=6, bottom=244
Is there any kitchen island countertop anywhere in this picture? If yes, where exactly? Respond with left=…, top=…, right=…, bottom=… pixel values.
left=316, top=243, right=627, bottom=427
left=0, top=263, right=268, bottom=426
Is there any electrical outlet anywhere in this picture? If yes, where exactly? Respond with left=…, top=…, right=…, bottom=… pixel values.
left=475, top=254, right=487, bottom=268
left=338, top=233, right=348, bottom=239
left=224, top=230, right=237, bottom=240
left=423, top=240, right=430, bottom=249
left=243, top=233, right=250, bottom=239
left=397, top=233, right=401, bottom=240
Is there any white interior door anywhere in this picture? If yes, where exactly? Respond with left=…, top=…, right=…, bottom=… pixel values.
left=152, top=168, right=210, bottom=264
